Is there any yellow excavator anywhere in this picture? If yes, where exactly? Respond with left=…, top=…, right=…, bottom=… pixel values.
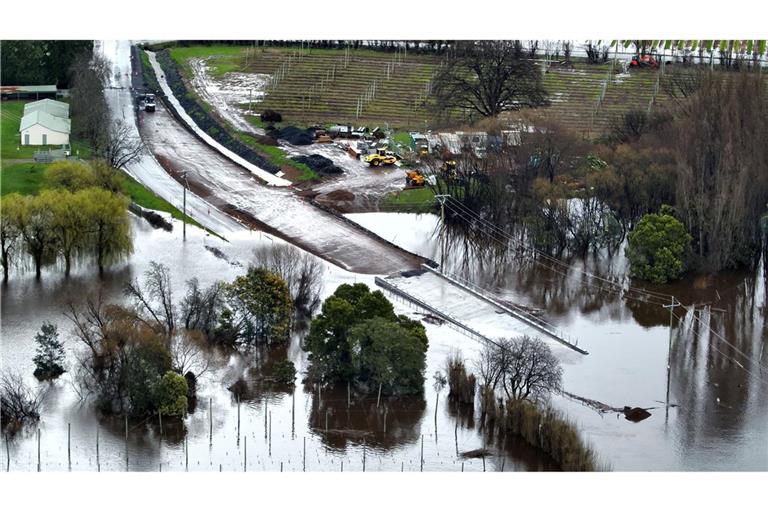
left=364, top=148, right=398, bottom=167
left=405, top=170, right=426, bottom=187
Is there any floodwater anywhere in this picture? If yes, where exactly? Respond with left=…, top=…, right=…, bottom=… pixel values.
left=0, top=215, right=556, bottom=472
left=2, top=211, right=766, bottom=471
left=349, top=213, right=768, bottom=471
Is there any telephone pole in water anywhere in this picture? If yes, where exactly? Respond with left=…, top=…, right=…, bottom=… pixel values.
left=663, top=296, right=681, bottom=422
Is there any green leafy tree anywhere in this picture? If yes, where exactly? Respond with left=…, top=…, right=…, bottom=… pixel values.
left=80, top=188, right=133, bottom=275
left=0, top=193, right=25, bottom=282
left=626, top=211, right=692, bottom=283
left=44, top=161, right=97, bottom=192
left=271, top=359, right=297, bottom=386
left=305, top=283, right=428, bottom=394
left=155, top=372, right=189, bottom=416
left=33, top=322, right=65, bottom=380
left=225, top=267, right=292, bottom=346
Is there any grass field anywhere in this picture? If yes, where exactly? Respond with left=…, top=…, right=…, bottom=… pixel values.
left=381, top=186, right=435, bottom=213
left=1, top=100, right=92, bottom=165
left=237, top=134, right=318, bottom=182
left=0, top=162, right=48, bottom=195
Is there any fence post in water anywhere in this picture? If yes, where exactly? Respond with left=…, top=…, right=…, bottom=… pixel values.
left=37, top=429, right=40, bottom=472
left=5, top=434, right=9, bottom=472
left=420, top=434, right=424, bottom=472
left=67, top=423, right=71, bottom=471
left=269, top=411, right=272, bottom=457
left=325, top=409, right=329, bottom=432
left=125, top=415, right=129, bottom=471
left=96, top=427, right=100, bottom=472
left=383, top=409, right=387, bottom=434
left=185, top=435, right=188, bottom=472
left=455, top=421, right=458, bottom=456
left=461, top=462, right=464, bottom=472
left=303, top=437, right=306, bottom=472
left=243, top=436, right=247, bottom=472
left=158, top=411, right=163, bottom=436
left=264, top=400, right=268, bottom=441
left=209, top=397, right=213, bottom=447
left=362, top=438, right=366, bottom=472
left=237, top=397, right=241, bottom=445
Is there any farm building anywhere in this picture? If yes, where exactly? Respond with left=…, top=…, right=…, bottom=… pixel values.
left=0, top=84, right=58, bottom=100
left=19, top=99, right=71, bottom=146
left=23, top=98, right=69, bottom=119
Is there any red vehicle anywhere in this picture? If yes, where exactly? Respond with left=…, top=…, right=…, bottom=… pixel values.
left=630, top=55, right=659, bottom=69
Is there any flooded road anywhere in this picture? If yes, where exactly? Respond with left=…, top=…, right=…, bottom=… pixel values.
left=349, top=213, right=768, bottom=471
left=1, top=215, right=556, bottom=472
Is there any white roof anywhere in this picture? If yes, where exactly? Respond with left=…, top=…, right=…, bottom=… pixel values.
left=23, top=99, right=70, bottom=119
left=20, top=110, right=71, bottom=134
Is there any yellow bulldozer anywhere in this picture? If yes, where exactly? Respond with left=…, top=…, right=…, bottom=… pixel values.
left=364, top=148, right=398, bottom=167
left=405, top=170, right=426, bottom=187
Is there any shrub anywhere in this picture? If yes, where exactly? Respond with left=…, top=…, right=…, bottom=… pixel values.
left=626, top=211, right=692, bottom=283
left=156, top=372, right=189, bottom=416
left=446, top=352, right=476, bottom=405
left=271, top=359, right=297, bottom=385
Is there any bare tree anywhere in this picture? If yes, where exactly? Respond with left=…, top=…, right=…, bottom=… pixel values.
left=171, top=330, right=211, bottom=378
left=69, top=52, right=109, bottom=155
left=432, top=40, right=547, bottom=119
left=123, top=261, right=176, bottom=334
left=1, top=373, right=46, bottom=430
left=476, top=336, right=562, bottom=403
left=102, top=120, right=145, bottom=169
left=252, top=244, right=324, bottom=316
left=180, top=278, right=226, bottom=337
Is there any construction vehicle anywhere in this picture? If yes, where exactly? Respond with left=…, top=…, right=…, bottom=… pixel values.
left=364, top=148, right=398, bottom=167
left=144, top=93, right=156, bottom=112
left=405, top=170, right=426, bottom=187
left=440, top=159, right=457, bottom=178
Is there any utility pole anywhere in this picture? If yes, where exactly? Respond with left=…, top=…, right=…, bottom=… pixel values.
left=434, top=194, right=450, bottom=267
left=180, top=171, right=188, bottom=241
left=663, top=296, right=681, bottom=422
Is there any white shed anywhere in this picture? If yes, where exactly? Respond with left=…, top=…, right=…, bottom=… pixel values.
left=20, top=110, right=71, bottom=146
left=23, top=99, right=70, bottom=119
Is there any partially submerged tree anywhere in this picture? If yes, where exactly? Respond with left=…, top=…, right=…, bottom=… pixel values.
left=626, top=209, right=692, bottom=284
left=33, top=322, right=66, bottom=380
left=0, top=193, right=24, bottom=282
left=1, top=373, right=45, bottom=431
left=477, top=335, right=562, bottom=403
left=102, top=120, right=146, bottom=170
left=252, top=244, right=324, bottom=317
left=223, top=267, right=293, bottom=347
left=432, top=40, right=547, bottom=119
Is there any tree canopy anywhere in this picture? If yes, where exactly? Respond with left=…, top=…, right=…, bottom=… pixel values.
left=626, top=210, right=692, bottom=283
left=1, top=40, right=93, bottom=88
left=304, top=283, right=428, bottom=394
left=432, top=40, right=547, bottom=118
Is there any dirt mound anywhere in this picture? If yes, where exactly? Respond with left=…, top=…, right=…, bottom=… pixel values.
left=324, top=189, right=355, bottom=201
left=292, top=154, right=343, bottom=175
left=272, top=126, right=315, bottom=145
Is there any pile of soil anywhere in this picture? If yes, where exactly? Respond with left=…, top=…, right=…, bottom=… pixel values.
left=323, top=189, right=355, bottom=201
left=292, top=154, right=343, bottom=174
left=272, top=126, right=315, bottom=145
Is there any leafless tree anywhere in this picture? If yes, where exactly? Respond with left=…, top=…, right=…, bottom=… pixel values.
left=432, top=40, right=547, bottom=119
left=0, top=373, right=46, bottom=430
left=676, top=71, right=768, bottom=271
left=171, top=330, right=211, bottom=378
left=252, top=244, right=324, bottom=316
left=123, top=261, right=175, bottom=334
left=69, top=52, right=109, bottom=155
left=180, top=278, right=226, bottom=337
left=476, top=336, right=562, bottom=403
left=102, top=120, right=145, bottom=169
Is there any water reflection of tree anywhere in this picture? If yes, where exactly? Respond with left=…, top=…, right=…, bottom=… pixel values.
left=307, top=387, right=426, bottom=451
left=669, top=266, right=768, bottom=461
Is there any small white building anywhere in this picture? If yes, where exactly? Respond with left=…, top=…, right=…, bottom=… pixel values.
left=23, top=98, right=70, bottom=119
left=19, top=100, right=71, bottom=146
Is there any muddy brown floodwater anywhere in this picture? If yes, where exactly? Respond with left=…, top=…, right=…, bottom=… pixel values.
left=0, top=215, right=557, bottom=472
left=2, top=212, right=766, bottom=471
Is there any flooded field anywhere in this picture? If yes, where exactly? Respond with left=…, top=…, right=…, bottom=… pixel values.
left=1, top=215, right=556, bottom=472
